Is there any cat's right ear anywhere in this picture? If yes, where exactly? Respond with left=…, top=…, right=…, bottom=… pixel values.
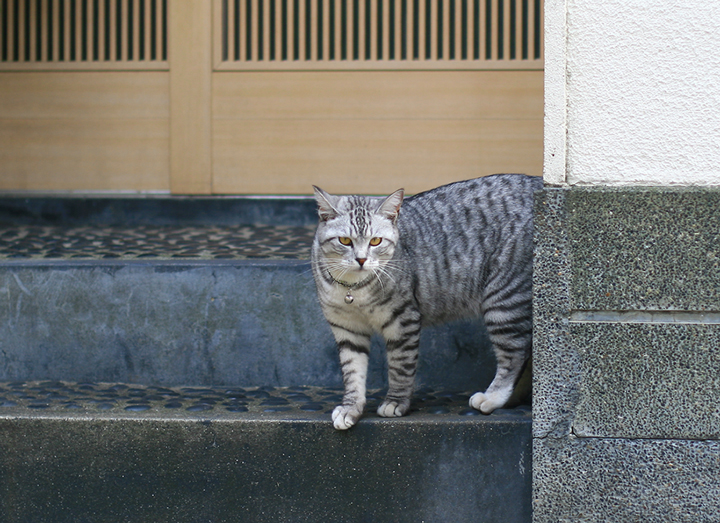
left=313, top=186, right=339, bottom=222
left=376, top=188, right=404, bottom=224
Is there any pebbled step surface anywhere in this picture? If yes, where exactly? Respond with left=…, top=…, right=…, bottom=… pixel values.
left=0, top=224, right=316, bottom=260
left=0, top=381, right=530, bottom=420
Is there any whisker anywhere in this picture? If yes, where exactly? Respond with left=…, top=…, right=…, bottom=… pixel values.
left=372, top=268, right=387, bottom=295
left=374, top=265, right=397, bottom=285
left=378, top=261, right=408, bottom=278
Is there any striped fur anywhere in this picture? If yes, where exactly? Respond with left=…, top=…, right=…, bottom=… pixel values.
left=312, top=174, right=542, bottom=430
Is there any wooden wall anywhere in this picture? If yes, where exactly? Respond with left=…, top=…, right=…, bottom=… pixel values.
left=1, top=0, right=543, bottom=195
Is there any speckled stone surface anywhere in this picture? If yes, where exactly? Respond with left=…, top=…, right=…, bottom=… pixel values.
left=533, top=187, right=720, bottom=522
left=534, top=436, right=720, bottom=523
left=532, top=188, right=576, bottom=440
left=572, top=322, right=720, bottom=440
left=0, top=382, right=532, bottom=523
left=0, top=380, right=530, bottom=419
left=534, top=188, right=720, bottom=438
left=567, top=187, right=720, bottom=311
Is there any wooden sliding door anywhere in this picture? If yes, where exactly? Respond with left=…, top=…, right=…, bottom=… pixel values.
left=1, top=0, right=543, bottom=195
left=0, top=0, right=170, bottom=192
left=211, top=0, right=544, bottom=195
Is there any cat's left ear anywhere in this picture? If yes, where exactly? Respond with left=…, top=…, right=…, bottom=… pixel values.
left=376, top=189, right=404, bottom=223
left=313, top=186, right=340, bottom=222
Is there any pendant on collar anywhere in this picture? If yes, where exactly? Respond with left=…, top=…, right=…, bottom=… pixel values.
left=327, top=270, right=371, bottom=305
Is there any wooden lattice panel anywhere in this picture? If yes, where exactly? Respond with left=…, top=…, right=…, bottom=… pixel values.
left=0, top=0, right=168, bottom=70
left=214, top=0, right=543, bottom=70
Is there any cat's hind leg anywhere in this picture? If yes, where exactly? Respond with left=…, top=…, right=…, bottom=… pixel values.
left=470, top=352, right=525, bottom=414
left=471, top=313, right=532, bottom=414
left=473, top=259, right=533, bottom=413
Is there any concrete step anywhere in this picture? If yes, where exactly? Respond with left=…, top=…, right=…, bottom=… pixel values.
left=0, top=196, right=530, bottom=523
left=0, top=194, right=319, bottom=228
left=0, top=381, right=532, bottom=523
left=0, top=197, right=498, bottom=390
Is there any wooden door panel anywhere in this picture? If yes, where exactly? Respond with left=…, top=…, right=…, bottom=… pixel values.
left=0, top=72, right=169, bottom=192
left=212, top=70, right=543, bottom=194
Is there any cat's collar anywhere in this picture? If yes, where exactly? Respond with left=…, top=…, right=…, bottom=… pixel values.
left=327, top=271, right=374, bottom=304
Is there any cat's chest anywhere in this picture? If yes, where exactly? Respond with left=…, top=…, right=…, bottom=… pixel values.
left=324, top=286, right=398, bottom=331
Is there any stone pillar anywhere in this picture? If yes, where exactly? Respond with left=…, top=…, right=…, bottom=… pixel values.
left=534, top=1, right=720, bottom=521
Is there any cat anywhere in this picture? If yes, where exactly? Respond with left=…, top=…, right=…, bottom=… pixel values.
left=311, top=173, right=542, bottom=430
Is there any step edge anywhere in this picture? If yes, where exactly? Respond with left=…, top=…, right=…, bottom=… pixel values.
left=0, top=258, right=312, bottom=268
left=0, top=411, right=532, bottom=426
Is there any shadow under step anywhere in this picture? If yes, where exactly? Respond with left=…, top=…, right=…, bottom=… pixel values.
left=0, top=381, right=532, bottom=523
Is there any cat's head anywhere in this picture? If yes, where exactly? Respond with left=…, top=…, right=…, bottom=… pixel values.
left=312, top=186, right=404, bottom=282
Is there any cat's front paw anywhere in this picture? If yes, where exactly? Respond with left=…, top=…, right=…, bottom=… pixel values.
left=332, top=403, right=364, bottom=430
left=377, top=398, right=411, bottom=418
left=469, top=391, right=508, bottom=414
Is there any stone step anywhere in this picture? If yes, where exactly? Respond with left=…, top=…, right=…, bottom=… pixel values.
left=0, top=194, right=319, bottom=228
left=0, top=381, right=532, bottom=523
left=0, top=196, right=529, bottom=523
left=0, top=217, right=497, bottom=390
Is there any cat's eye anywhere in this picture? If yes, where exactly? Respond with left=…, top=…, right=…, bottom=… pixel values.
left=369, top=237, right=382, bottom=246
left=338, top=237, right=353, bottom=246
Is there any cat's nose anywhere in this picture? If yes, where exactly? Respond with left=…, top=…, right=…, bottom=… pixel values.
left=356, top=258, right=367, bottom=267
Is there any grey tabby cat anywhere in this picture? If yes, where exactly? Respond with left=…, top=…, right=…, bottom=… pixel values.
left=311, top=173, right=541, bottom=430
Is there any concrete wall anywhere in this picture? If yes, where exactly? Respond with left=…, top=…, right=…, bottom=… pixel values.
left=544, top=0, right=720, bottom=186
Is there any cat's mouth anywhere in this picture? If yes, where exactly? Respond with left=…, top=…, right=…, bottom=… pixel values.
left=347, top=267, right=367, bottom=278
left=355, top=264, right=375, bottom=275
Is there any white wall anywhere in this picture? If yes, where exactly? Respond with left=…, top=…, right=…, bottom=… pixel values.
left=545, top=0, right=720, bottom=186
